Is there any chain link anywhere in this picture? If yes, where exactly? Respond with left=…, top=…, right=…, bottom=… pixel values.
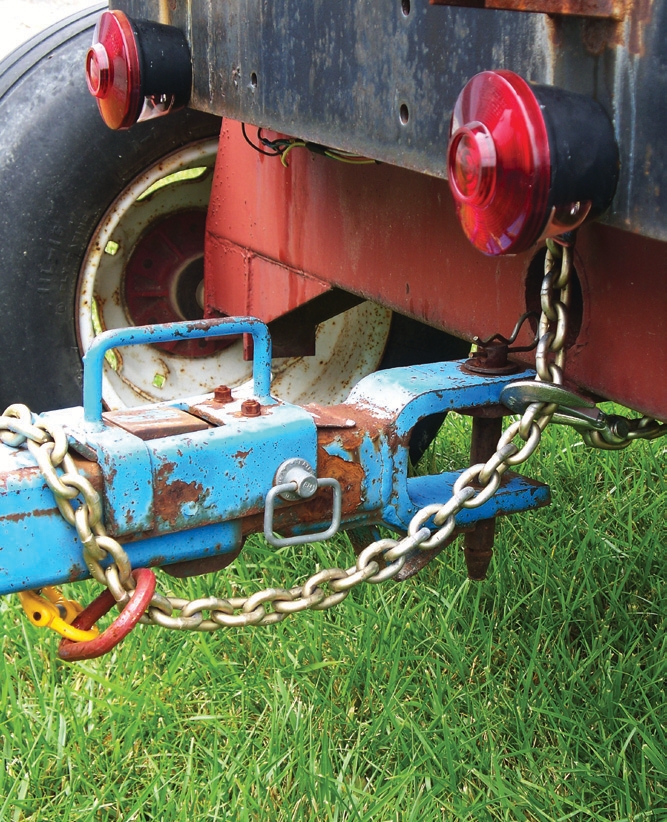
left=0, top=403, right=438, bottom=630
left=1, top=237, right=665, bottom=643
left=581, top=415, right=667, bottom=449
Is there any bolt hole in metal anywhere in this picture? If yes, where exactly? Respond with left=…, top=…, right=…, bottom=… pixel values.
left=525, top=247, right=583, bottom=348
left=77, top=139, right=393, bottom=409
left=399, top=103, right=410, bottom=125
left=401, top=0, right=411, bottom=16
left=250, top=71, right=258, bottom=88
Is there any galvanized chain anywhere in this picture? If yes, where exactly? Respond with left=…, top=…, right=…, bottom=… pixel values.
left=0, top=402, right=437, bottom=628
left=581, top=415, right=666, bottom=450
left=1, top=238, right=664, bottom=637
left=0, top=403, right=141, bottom=603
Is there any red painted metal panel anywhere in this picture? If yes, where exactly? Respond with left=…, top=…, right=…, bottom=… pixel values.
left=205, top=120, right=667, bottom=421
left=206, top=236, right=331, bottom=323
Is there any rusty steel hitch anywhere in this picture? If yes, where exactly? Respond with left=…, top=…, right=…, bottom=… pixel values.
left=0, top=319, right=550, bottom=596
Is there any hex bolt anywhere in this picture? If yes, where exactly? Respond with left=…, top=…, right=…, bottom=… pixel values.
left=213, top=384, right=233, bottom=404
left=241, top=399, right=262, bottom=417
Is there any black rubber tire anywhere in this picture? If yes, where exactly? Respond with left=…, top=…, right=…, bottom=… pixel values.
left=0, top=5, right=222, bottom=412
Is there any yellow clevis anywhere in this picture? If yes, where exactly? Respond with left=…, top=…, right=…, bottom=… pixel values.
left=17, top=587, right=100, bottom=642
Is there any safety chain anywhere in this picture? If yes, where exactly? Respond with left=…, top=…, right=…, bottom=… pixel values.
left=1, top=239, right=665, bottom=647
left=581, top=416, right=666, bottom=450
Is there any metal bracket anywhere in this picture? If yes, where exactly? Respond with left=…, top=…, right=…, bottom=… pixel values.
left=501, top=379, right=630, bottom=442
left=82, top=317, right=273, bottom=424
left=264, top=459, right=342, bottom=547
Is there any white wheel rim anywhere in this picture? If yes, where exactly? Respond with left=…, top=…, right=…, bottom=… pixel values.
left=77, top=138, right=392, bottom=408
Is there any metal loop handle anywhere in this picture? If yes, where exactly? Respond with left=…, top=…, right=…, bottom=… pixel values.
left=83, top=317, right=273, bottom=422
left=264, top=477, right=342, bottom=548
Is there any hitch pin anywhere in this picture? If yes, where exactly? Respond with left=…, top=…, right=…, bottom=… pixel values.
left=17, top=587, right=100, bottom=642
left=500, top=380, right=630, bottom=444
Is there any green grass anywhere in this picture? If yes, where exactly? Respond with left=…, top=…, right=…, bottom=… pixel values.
left=1, top=414, right=665, bottom=821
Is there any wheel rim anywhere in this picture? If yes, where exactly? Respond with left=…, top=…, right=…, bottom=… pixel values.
left=77, top=138, right=392, bottom=409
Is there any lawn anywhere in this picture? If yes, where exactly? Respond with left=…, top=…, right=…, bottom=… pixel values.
left=1, top=411, right=665, bottom=821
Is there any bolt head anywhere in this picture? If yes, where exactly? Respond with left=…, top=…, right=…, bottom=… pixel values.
left=213, top=385, right=233, bottom=403
left=241, top=399, right=262, bottom=417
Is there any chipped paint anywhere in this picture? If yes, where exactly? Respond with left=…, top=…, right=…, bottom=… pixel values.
left=0, top=361, right=549, bottom=594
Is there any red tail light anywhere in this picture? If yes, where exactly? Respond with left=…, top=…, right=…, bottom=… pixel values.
left=85, top=11, right=141, bottom=130
left=447, top=70, right=619, bottom=256
left=85, top=11, right=192, bottom=131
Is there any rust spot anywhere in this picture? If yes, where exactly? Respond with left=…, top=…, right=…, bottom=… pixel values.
left=0, top=465, right=42, bottom=489
left=4, top=510, right=30, bottom=523
left=154, top=461, right=205, bottom=526
left=315, top=402, right=391, bottom=453
left=72, top=456, right=104, bottom=492
left=233, top=449, right=251, bottom=461
left=579, top=0, right=654, bottom=54
left=627, top=0, right=654, bottom=56
left=3, top=506, right=60, bottom=522
left=68, top=562, right=85, bottom=582
left=303, top=403, right=356, bottom=428
left=318, top=425, right=364, bottom=452
left=431, top=0, right=625, bottom=17
left=155, top=460, right=176, bottom=486
left=317, top=447, right=364, bottom=515
left=581, top=17, right=620, bottom=54
left=386, top=422, right=412, bottom=456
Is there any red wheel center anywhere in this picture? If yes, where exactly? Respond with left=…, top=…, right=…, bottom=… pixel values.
left=124, top=210, right=233, bottom=358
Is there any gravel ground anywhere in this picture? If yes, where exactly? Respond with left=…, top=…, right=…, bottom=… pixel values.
left=0, top=0, right=95, bottom=59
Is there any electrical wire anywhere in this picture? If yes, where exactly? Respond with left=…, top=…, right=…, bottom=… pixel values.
left=241, top=123, right=378, bottom=167
left=279, top=141, right=307, bottom=167
left=241, top=122, right=283, bottom=156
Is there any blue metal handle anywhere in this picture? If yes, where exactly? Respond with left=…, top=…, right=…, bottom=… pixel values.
left=83, top=318, right=272, bottom=422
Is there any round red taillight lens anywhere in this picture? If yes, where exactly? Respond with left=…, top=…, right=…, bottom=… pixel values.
left=85, top=11, right=193, bottom=131
left=448, top=122, right=497, bottom=206
left=85, top=11, right=141, bottom=130
left=447, top=70, right=551, bottom=256
left=447, top=70, right=619, bottom=257
left=85, top=42, right=111, bottom=98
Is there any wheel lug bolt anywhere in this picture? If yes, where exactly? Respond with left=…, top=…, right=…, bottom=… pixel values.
left=241, top=399, right=262, bottom=417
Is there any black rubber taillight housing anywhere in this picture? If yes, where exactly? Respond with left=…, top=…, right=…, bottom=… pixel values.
left=447, top=70, right=620, bottom=256
left=86, top=10, right=192, bottom=130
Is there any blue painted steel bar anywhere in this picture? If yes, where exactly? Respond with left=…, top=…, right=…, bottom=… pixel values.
left=83, top=317, right=273, bottom=422
left=0, top=358, right=550, bottom=596
left=0, top=508, right=242, bottom=595
left=0, top=401, right=318, bottom=594
left=340, top=361, right=539, bottom=530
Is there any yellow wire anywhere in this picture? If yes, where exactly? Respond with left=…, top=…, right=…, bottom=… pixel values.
left=324, top=152, right=376, bottom=165
left=278, top=141, right=376, bottom=167
left=280, top=141, right=307, bottom=167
